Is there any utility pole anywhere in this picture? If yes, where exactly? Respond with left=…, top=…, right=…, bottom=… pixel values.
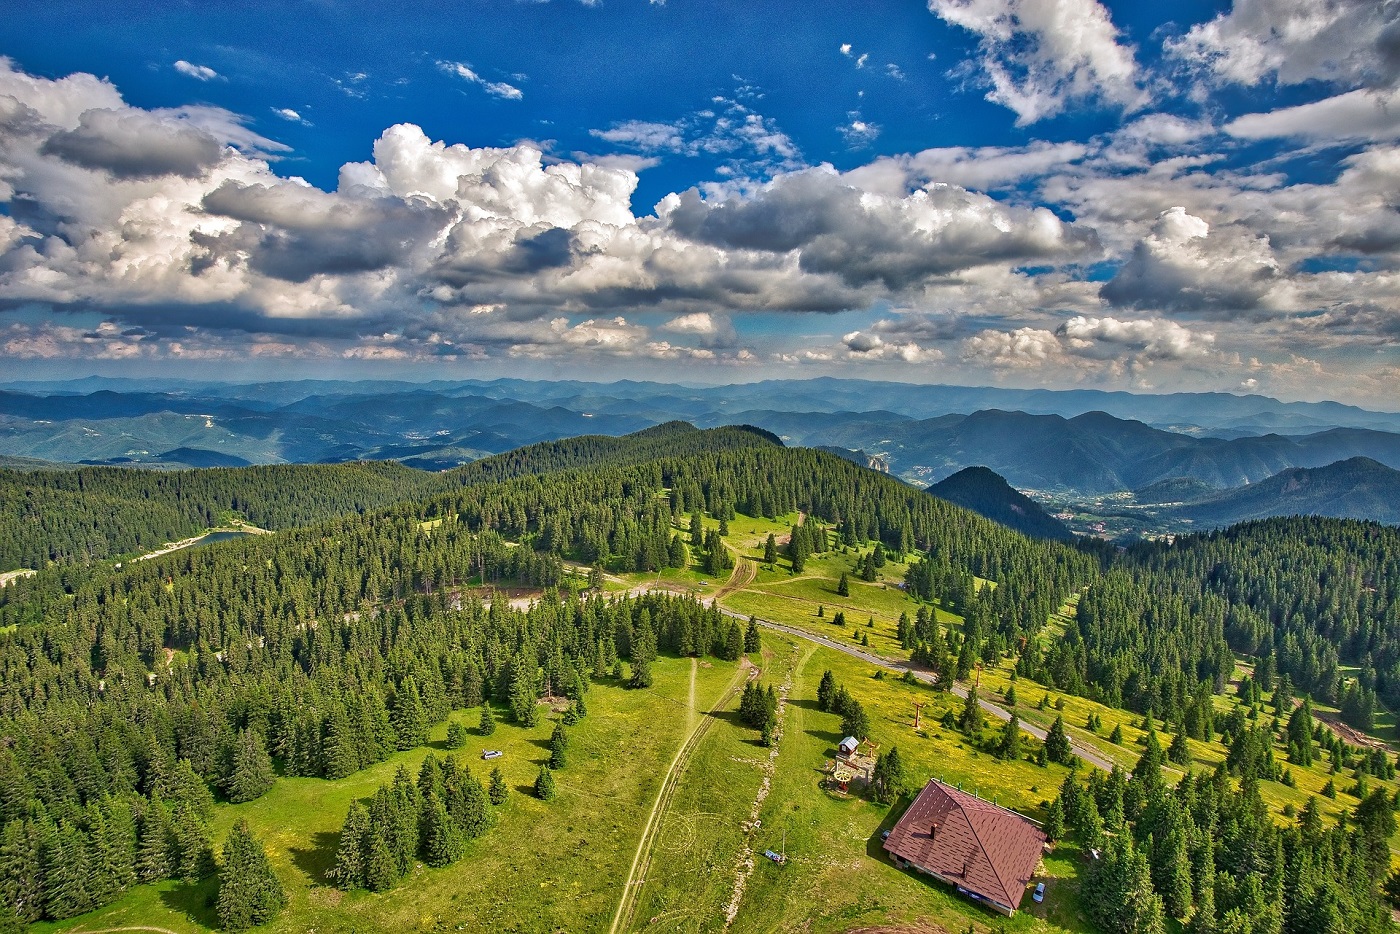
left=913, top=701, right=925, bottom=730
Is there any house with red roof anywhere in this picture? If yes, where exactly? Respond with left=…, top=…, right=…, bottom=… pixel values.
left=882, top=778, right=1047, bottom=915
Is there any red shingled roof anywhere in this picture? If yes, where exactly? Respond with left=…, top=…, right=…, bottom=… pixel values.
left=882, top=778, right=1045, bottom=912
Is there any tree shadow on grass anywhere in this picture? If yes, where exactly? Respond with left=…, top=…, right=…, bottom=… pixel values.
left=787, top=698, right=822, bottom=711
left=158, top=874, right=220, bottom=928
left=289, top=829, right=340, bottom=885
left=711, top=709, right=746, bottom=728
left=805, top=726, right=841, bottom=746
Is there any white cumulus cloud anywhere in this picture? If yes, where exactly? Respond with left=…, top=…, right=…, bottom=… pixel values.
left=928, top=0, right=1144, bottom=124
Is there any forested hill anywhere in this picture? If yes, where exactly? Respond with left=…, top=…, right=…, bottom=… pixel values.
left=927, top=465, right=1075, bottom=541
left=1025, top=515, right=1400, bottom=727
left=439, top=421, right=782, bottom=487
left=0, top=434, right=1092, bottom=924
left=0, top=422, right=780, bottom=572
left=1176, top=456, right=1400, bottom=527
left=0, top=460, right=441, bottom=571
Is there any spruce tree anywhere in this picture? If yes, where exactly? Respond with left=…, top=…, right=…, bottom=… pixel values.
left=216, top=821, right=285, bottom=931
left=960, top=687, right=984, bottom=733
left=837, top=573, right=850, bottom=597
left=629, top=611, right=656, bottom=689
left=136, top=797, right=174, bottom=883
left=744, top=616, right=762, bottom=653
left=763, top=533, right=777, bottom=566
left=840, top=700, right=871, bottom=740
left=1045, top=715, right=1072, bottom=764
left=224, top=729, right=276, bottom=804
left=488, top=767, right=509, bottom=805
left=332, top=803, right=370, bottom=890
left=391, top=678, right=429, bottom=750
left=1044, top=796, right=1065, bottom=841
left=479, top=704, right=497, bottom=735
left=509, top=656, right=539, bottom=726
left=534, top=766, right=557, bottom=802
left=1167, top=731, right=1191, bottom=766
left=420, top=791, right=464, bottom=868
left=996, top=715, right=1023, bottom=760
left=445, top=721, right=468, bottom=750
left=817, top=670, right=836, bottom=712
left=549, top=723, right=569, bottom=770
left=871, top=747, right=907, bottom=804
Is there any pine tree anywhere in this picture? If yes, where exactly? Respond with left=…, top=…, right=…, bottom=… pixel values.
left=763, top=533, right=777, bottom=565
left=1045, top=715, right=1073, bottom=764
left=332, top=802, right=370, bottom=890
left=479, top=704, right=497, bottom=736
left=509, top=656, right=539, bottom=726
left=216, top=821, right=286, bottom=931
left=488, top=767, right=508, bottom=805
left=534, top=766, right=557, bottom=802
left=840, top=700, right=871, bottom=740
left=744, top=616, right=762, bottom=653
left=549, top=723, right=569, bottom=770
left=445, top=721, right=468, bottom=750
left=629, top=611, right=656, bottom=689
left=817, top=671, right=836, bottom=712
left=420, top=791, right=464, bottom=868
left=961, top=687, right=984, bottom=733
left=996, top=715, right=1023, bottom=760
left=224, top=729, right=276, bottom=804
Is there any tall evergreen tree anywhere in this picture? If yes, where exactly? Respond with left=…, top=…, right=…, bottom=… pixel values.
left=224, top=729, right=276, bottom=804
left=534, top=766, right=557, bottom=802
left=216, top=821, right=285, bottom=931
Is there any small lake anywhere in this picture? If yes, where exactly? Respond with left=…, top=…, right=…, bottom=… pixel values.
left=190, top=530, right=254, bottom=548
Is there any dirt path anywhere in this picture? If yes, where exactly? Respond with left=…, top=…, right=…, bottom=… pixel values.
left=723, top=641, right=806, bottom=927
left=610, top=658, right=754, bottom=934
left=713, top=553, right=757, bottom=602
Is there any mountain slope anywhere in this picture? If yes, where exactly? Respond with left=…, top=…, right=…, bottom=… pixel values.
left=928, top=466, right=1075, bottom=541
left=1176, top=457, right=1400, bottom=527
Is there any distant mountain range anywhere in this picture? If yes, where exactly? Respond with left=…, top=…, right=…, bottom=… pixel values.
left=4, top=377, right=1400, bottom=531
left=1174, top=457, right=1400, bottom=527
left=927, top=467, right=1075, bottom=541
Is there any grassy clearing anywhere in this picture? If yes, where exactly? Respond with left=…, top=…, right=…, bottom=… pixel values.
left=728, top=640, right=1085, bottom=933
left=627, top=628, right=1090, bottom=933
left=41, top=655, right=743, bottom=934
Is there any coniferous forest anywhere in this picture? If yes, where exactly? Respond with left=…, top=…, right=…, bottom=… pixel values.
left=0, top=423, right=1398, bottom=931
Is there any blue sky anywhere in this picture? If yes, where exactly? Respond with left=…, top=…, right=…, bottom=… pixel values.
left=1, top=0, right=1398, bottom=404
